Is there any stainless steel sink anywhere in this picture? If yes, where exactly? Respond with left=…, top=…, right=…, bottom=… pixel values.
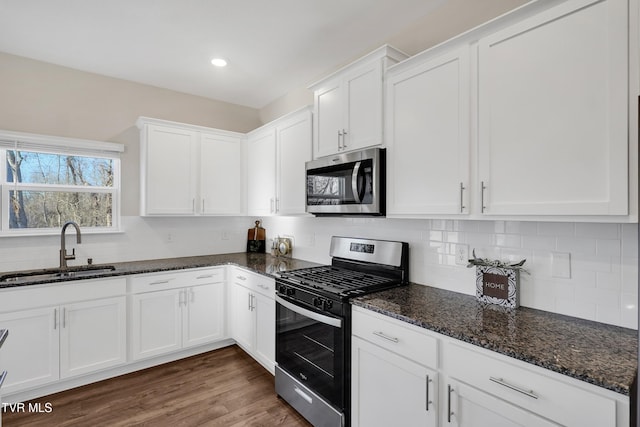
left=0, top=265, right=116, bottom=284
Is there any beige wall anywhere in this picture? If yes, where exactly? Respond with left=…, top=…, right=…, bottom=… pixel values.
left=0, top=52, right=262, bottom=216
left=258, top=0, right=529, bottom=123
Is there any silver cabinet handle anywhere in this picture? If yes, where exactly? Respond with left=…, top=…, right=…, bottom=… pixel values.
left=372, top=331, right=399, bottom=343
left=201, top=198, right=205, bottom=213
left=257, top=283, right=270, bottom=290
left=62, top=307, right=66, bottom=329
left=447, top=384, right=454, bottom=423
left=196, top=274, right=214, bottom=279
left=294, top=386, right=313, bottom=404
left=149, top=279, right=172, bottom=286
left=460, top=182, right=466, bottom=213
left=490, top=377, right=538, bottom=399
left=426, top=375, right=433, bottom=411
left=481, top=181, right=487, bottom=213
left=53, top=308, right=58, bottom=330
left=192, top=198, right=195, bottom=213
left=341, top=129, right=347, bottom=149
left=247, top=293, right=252, bottom=311
left=178, top=290, right=184, bottom=307
left=190, top=288, right=195, bottom=304
left=270, top=198, right=275, bottom=213
left=337, top=130, right=343, bottom=150
left=275, top=197, right=280, bottom=213
left=236, top=275, right=247, bottom=281
left=0, top=370, right=7, bottom=389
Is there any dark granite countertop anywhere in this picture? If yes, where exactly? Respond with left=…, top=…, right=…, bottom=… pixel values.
left=352, top=284, right=638, bottom=396
left=0, top=253, right=322, bottom=288
left=0, top=329, right=7, bottom=348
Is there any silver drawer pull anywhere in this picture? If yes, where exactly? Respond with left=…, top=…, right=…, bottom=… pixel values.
left=196, top=274, right=214, bottom=279
left=294, top=386, right=313, bottom=404
left=490, top=377, right=538, bottom=399
left=258, top=283, right=270, bottom=289
left=236, top=275, right=247, bottom=281
left=373, top=331, right=399, bottom=343
left=149, top=279, right=172, bottom=286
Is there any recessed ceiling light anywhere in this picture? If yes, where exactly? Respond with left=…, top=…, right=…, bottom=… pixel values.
left=211, top=58, right=227, bottom=67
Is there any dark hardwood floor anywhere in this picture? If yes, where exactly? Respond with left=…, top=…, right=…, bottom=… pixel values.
left=3, top=345, right=312, bottom=426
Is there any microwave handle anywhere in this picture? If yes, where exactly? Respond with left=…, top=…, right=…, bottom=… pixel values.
left=352, top=161, right=362, bottom=204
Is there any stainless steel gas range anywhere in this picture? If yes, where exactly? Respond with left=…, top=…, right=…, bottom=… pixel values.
left=274, top=237, right=409, bottom=427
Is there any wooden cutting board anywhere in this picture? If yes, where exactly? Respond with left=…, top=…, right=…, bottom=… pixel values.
left=246, top=220, right=266, bottom=253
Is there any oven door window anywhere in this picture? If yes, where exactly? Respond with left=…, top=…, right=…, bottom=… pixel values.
left=307, top=159, right=373, bottom=206
left=276, top=300, right=344, bottom=409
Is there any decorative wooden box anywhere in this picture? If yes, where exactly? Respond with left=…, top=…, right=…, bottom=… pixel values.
left=475, top=265, right=520, bottom=309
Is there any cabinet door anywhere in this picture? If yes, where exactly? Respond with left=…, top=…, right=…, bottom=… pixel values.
left=445, top=379, right=558, bottom=427
left=277, top=110, right=312, bottom=215
left=142, top=124, right=198, bottom=215
left=247, top=128, right=277, bottom=216
left=314, top=79, right=343, bottom=158
left=130, top=289, right=182, bottom=360
left=386, top=47, right=470, bottom=215
left=182, top=283, right=225, bottom=348
left=0, top=307, right=59, bottom=394
left=352, top=336, right=437, bottom=427
left=478, top=0, right=628, bottom=216
left=253, top=292, right=275, bottom=373
left=344, top=61, right=383, bottom=152
left=230, top=283, right=254, bottom=351
left=200, top=133, right=244, bottom=215
left=60, top=296, right=126, bottom=378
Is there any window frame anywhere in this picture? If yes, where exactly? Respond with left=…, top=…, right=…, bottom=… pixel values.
left=0, top=129, right=124, bottom=237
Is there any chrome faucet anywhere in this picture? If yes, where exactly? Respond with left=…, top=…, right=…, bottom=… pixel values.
left=60, top=221, right=82, bottom=269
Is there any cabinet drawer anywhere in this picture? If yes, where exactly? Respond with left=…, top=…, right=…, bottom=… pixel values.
left=444, top=341, right=616, bottom=427
left=352, top=307, right=438, bottom=369
left=231, top=268, right=274, bottom=298
left=128, top=271, right=188, bottom=293
left=128, top=267, right=224, bottom=294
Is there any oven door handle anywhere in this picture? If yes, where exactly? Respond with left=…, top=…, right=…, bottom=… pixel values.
left=276, top=295, right=342, bottom=328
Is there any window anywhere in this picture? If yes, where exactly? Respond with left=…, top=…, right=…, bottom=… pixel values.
left=0, top=130, right=123, bottom=235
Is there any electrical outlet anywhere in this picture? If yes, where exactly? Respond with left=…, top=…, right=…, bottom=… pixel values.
left=455, top=244, right=469, bottom=265
left=165, top=233, right=174, bottom=244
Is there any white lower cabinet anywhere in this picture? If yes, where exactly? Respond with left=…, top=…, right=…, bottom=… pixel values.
left=0, top=278, right=127, bottom=395
left=129, top=268, right=225, bottom=361
left=352, top=307, right=629, bottom=427
left=229, top=267, right=275, bottom=374
left=445, top=378, right=558, bottom=427
left=352, top=336, right=437, bottom=427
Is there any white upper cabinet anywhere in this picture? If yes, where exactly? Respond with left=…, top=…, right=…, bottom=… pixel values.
left=200, top=132, right=244, bottom=215
left=477, top=0, right=629, bottom=216
left=141, top=124, right=199, bottom=215
left=247, top=107, right=312, bottom=216
left=310, top=45, right=408, bottom=159
left=138, top=117, right=245, bottom=216
left=247, top=127, right=277, bottom=216
left=386, top=46, right=471, bottom=216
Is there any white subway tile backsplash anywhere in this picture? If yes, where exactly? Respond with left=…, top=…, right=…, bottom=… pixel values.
left=494, top=233, right=522, bottom=248
left=556, top=237, right=597, bottom=255
left=596, top=239, right=622, bottom=257
left=575, top=222, right=620, bottom=239
left=0, top=216, right=635, bottom=330
left=537, top=222, right=575, bottom=237
left=522, top=235, right=556, bottom=251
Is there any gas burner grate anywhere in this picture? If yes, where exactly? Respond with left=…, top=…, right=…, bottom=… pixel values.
left=278, top=266, right=398, bottom=296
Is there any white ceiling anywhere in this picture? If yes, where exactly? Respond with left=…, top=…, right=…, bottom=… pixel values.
left=0, top=0, right=446, bottom=109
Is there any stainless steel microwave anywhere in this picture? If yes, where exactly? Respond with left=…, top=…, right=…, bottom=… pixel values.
left=305, top=147, right=385, bottom=216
